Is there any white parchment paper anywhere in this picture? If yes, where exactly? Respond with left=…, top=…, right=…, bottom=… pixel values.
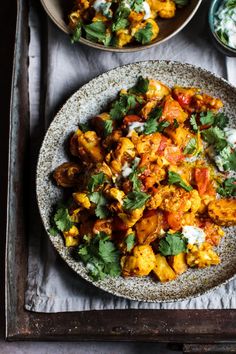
left=25, top=0, right=236, bottom=312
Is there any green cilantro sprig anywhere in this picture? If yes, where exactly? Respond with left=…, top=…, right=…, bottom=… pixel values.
left=184, top=137, right=197, bottom=155
left=134, top=22, right=153, bottom=44
left=125, top=233, right=136, bottom=252
left=159, top=232, right=188, bottom=256
left=110, top=93, right=138, bottom=120
left=217, top=178, right=236, bottom=197
left=143, top=107, right=169, bottom=135
left=123, top=191, right=150, bottom=210
left=103, top=120, right=113, bottom=136
left=168, top=171, right=193, bottom=192
left=83, top=21, right=112, bottom=46
left=78, top=232, right=121, bottom=280
left=88, top=172, right=106, bottom=192
left=190, top=114, right=198, bottom=132
left=89, top=192, right=110, bottom=219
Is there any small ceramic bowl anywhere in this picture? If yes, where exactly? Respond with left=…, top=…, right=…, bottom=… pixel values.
left=40, top=0, right=203, bottom=52
left=209, top=0, right=236, bottom=57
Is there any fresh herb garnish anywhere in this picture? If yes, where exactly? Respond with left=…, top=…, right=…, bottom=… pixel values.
left=200, top=111, right=215, bottom=126
left=71, top=21, right=82, bottom=43
left=217, top=178, right=236, bottom=197
left=201, top=126, right=228, bottom=152
left=49, top=227, right=58, bottom=236
left=83, top=21, right=111, bottom=46
left=78, top=232, right=121, bottom=280
left=200, top=111, right=229, bottom=129
left=104, top=120, right=113, bottom=136
left=184, top=137, right=197, bottom=155
left=110, top=93, right=138, bottom=120
left=190, top=114, right=198, bottom=132
left=159, top=232, right=188, bottom=256
left=173, top=119, right=179, bottom=128
left=123, top=191, right=150, bottom=210
left=112, top=0, right=130, bottom=31
left=143, top=107, right=167, bottom=134
left=89, top=192, right=109, bottom=219
left=79, top=122, right=90, bottom=132
left=168, top=171, right=193, bottom=192
left=130, top=76, right=149, bottom=94
left=54, top=207, right=73, bottom=232
left=88, top=172, right=106, bottom=192
left=134, top=22, right=153, bottom=44
left=125, top=233, right=136, bottom=252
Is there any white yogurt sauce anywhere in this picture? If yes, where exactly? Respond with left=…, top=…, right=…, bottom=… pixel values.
left=127, top=121, right=145, bottom=135
left=224, top=127, right=236, bottom=146
left=93, top=0, right=107, bottom=12
left=121, top=162, right=133, bottom=177
left=214, top=0, right=236, bottom=49
left=182, top=226, right=206, bottom=245
left=143, top=1, right=151, bottom=19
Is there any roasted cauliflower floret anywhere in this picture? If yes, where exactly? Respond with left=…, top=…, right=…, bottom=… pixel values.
left=116, top=29, right=132, bottom=47
left=118, top=207, right=145, bottom=227
left=157, top=0, right=176, bottom=18
left=63, top=225, right=80, bottom=247
left=121, top=245, right=156, bottom=276
left=108, top=188, right=125, bottom=204
left=53, top=162, right=81, bottom=188
left=73, top=192, right=91, bottom=209
left=70, top=129, right=104, bottom=163
left=186, top=242, right=220, bottom=268
left=208, top=199, right=236, bottom=226
left=153, top=254, right=176, bottom=282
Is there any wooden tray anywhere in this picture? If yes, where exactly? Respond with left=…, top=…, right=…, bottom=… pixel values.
left=5, top=0, right=236, bottom=346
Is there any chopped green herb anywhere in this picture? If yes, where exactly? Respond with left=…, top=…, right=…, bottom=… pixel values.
left=131, top=76, right=149, bottom=94
left=112, top=0, right=130, bottom=31
left=79, top=122, right=90, bottom=132
left=190, top=114, right=198, bottom=132
left=123, top=191, right=150, bottom=210
left=184, top=137, right=197, bottom=155
left=168, top=171, right=193, bottom=192
left=214, top=112, right=229, bottom=129
left=104, top=120, right=113, bottom=136
left=49, top=227, right=58, bottom=236
left=201, top=126, right=228, bottom=152
left=78, top=232, right=121, bottom=280
left=110, top=93, right=138, bottom=120
left=54, top=207, right=73, bottom=232
left=200, top=111, right=215, bottom=126
left=173, top=119, right=179, bottom=128
left=125, top=233, right=136, bottom=252
left=217, top=178, right=236, bottom=197
left=143, top=108, right=167, bottom=135
left=134, top=22, right=153, bottom=44
left=83, top=21, right=111, bottom=46
left=89, top=192, right=109, bottom=219
left=159, top=232, right=188, bottom=256
left=71, top=21, right=82, bottom=43
left=88, top=172, right=106, bottom=192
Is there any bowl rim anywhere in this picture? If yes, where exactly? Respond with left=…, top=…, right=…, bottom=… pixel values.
left=40, top=0, right=203, bottom=52
left=36, top=59, right=236, bottom=303
left=208, top=0, right=236, bottom=55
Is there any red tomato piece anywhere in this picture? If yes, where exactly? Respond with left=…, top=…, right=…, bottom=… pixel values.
left=157, top=136, right=169, bottom=156
left=194, top=167, right=210, bottom=195
left=123, top=115, right=142, bottom=125
left=164, top=146, right=184, bottom=164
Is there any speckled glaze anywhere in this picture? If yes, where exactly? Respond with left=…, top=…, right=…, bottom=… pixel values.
left=36, top=61, right=236, bottom=302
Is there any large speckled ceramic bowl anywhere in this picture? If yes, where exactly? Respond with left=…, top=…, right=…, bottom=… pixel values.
left=40, top=0, right=202, bottom=52
left=37, top=61, right=236, bottom=302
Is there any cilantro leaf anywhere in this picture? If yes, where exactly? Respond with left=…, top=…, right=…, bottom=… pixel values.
left=201, top=126, right=228, bottom=152
left=129, top=169, right=142, bottom=192
left=78, top=232, right=121, bottom=280
left=79, top=122, right=90, bottom=132
left=123, top=191, right=150, bottom=210
left=134, top=22, right=153, bottom=44
left=200, top=111, right=215, bottom=126
left=143, top=116, right=158, bottom=134
left=132, top=0, right=145, bottom=12
left=83, top=21, right=111, bottom=46
left=159, top=232, right=188, bottom=256
left=125, top=233, right=136, bottom=252
left=217, top=178, right=236, bottom=197
left=112, top=0, right=130, bottom=31
left=110, top=93, right=138, bottom=120
left=148, top=106, right=163, bottom=120
left=100, top=2, right=112, bottom=18
left=104, top=120, right=113, bottom=136
left=88, top=172, right=106, bottom=192
left=184, top=137, right=197, bottom=155
left=54, top=207, right=73, bottom=232
left=89, top=192, right=109, bottom=219
left=173, top=119, right=179, bottom=128
left=190, top=114, right=198, bottom=132
left=223, top=150, right=236, bottom=172
left=131, top=76, right=149, bottom=94
left=49, top=227, right=58, bottom=236
left=143, top=107, right=166, bottom=135
left=173, top=0, right=189, bottom=7
left=214, top=112, right=229, bottom=129
left=71, top=21, right=82, bottom=43
left=168, top=171, right=193, bottom=192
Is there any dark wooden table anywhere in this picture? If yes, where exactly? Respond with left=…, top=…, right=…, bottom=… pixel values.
left=2, top=1, right=236, bottom=352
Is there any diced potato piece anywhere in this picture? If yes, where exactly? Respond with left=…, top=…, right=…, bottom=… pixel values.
left=165, top=125, right=193, bottom=148
left=145, top=79, right=170, bottom=101
left=135, top=210, right=164, bottom=244
left=208, top=199, right=236, bottom=226
left=122, top=245, right=156, bottom=276
left=186, top=243, right=220, bottom=268
left=53, top=162, right=81, bottom=188
left=153, top=254, right=176, bottom=282
left=161, top=95, right=188, bottom=124
left=63, top=225, right=80, bottom=247
left=73, top=192, right=91, bottom=209
left=70, top=129, right=104, bottom=163
left=169, top=252, right=187, bottom=275
left=118, top=207, right=145, bottom=227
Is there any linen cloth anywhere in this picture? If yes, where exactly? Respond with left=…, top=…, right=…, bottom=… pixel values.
left=25, top=0, right=236, bottom=312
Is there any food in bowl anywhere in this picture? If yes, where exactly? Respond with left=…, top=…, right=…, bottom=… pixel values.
left=214, top=0, right=236, bottom=49
left=68, top=0, right=190, bottom=47
left=50, top=76, right=236, bottom=283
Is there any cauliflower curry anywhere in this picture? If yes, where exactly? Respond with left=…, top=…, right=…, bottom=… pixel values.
left=51, top=76, right=236, bottom=282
